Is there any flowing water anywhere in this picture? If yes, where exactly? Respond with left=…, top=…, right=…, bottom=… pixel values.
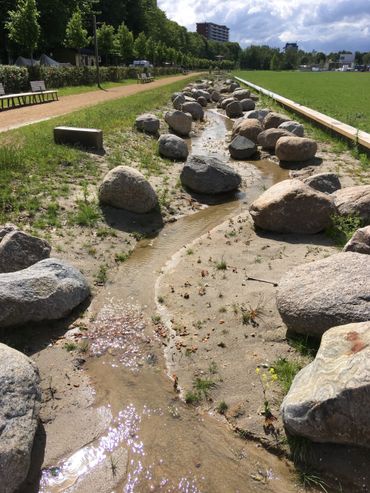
left=39, top=111, right=294, bottom=493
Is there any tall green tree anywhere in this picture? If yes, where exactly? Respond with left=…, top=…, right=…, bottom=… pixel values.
left=133, top=31, right=147, bottom=59
left=5, top=0, right=40, bottom=63
left=116, top=23, right=134, bottom=64
left=64, top=9, right=90, bottom=65
left=145, top=36, right=157, bottom=64
left=97, top=23, right=115, bottom=64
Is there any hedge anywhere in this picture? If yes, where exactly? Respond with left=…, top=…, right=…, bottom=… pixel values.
left=0, top=65, right=182, bottom=92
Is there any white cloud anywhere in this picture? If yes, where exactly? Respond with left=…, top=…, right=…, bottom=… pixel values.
left=157, top=0, right=370, bottom=52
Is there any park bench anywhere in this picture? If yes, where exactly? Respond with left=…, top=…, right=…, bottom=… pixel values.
left=0, top=80, right=58, bottom=110
left=136, top=73, right=154, bottom=84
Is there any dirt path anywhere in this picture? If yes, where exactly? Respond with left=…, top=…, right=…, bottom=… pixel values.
left=0, top=73, right=202, bottom=133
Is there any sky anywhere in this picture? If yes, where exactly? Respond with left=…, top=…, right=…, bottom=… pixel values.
left=157, top=0, right=370, bottom=53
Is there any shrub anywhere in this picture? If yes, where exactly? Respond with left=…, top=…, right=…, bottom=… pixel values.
left=0, top=65, right=28, bottom=92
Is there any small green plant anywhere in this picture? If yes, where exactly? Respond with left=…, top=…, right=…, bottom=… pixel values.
left=215, top=257, right=227, bottom=270
left=194, top=377, right=216, bottom=398
left=78, top=339, right=89, bottom=353
left=157, top=295, right=164, bottom=304
left=240, top=297, right=266, bottom=327
left=186, top=248, right=194, bottom=255
left=288, top=333, right=319, bottom=358
left=208, top=361, right=218, bottom=374
left=114, top=251, right=131, bottom=263
left=151, top=314, right=161, bottom=324
left=217, top=401, right=228, bottom=415
left=272, top=357, right=303, bottom=394
left=95, top=264, right=108, bottom=285
left=255, top=366, right=278, bottom=417
left=326, top=213, right=362, bottom=247
left=64, top=342, right=78, bottom=352
left=185, top=390, right=200, bottom=405
left=297, top=470, right=329, bottom=493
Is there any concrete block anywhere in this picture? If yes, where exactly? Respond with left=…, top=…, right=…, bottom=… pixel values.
left=54, top=126, right=103, bottom=150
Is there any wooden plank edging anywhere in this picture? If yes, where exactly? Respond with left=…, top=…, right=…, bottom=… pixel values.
left=234, top=75, right=370, bottom=150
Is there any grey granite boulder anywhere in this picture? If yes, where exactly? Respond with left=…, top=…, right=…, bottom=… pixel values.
left=211, top=90, right=221, bottom=102
left=181, top=101, right=204, bottom=120
left=257, top=128, right=292, bottom=150
left=232, top=118, right=263, bottom=143
left=135, top=113, right=160, bottom=135
left=165, top=110, right=192, bottom=137
left=221, top=97, right=236, bottom=109
left=277, top=252, right=370, bottom=336
left=229, top=135, right=257, bottom=159
left=229, top=82, right=240, bottom=92
left=226, top=100, right=243, bottom=118
left=264, top=112, right=291, bottom=129
left=181, top=155, right=241, bottom=195
left=0, top=344, right=41, bottom=493
left=276, top=136, right=317, bottom=162
left=249, top=179, right=336, bottom=234
left=0, top=230, right=51, bottom=273
left=0, top=258, right=90, bottom=328
left=240, top=98, right=255, bottom=111
left=171, top=92, right=183, bottom=102
left=303, top=172, right=341, bottom=194
left=99, top=165, right=158, bottom=212
left=158, top=134, right=189, bottom=161
left=173, top=94, right=186, bottom=110
left=333, top=185, right=370, bottom=224
left=232, top=89, right=251, bottom=100
left=244, top=108, right=271, bottom=122
left=344, top=226, right=370, bottom=254
left=278, top=120, right=304, bottom=137
left=281, top=321, right=370, bottom=448
left=197, top=96, right=208, bottom=107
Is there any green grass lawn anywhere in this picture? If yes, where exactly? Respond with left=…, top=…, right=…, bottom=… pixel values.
left=0, top=75, right=198, bottom=226
left=57, top=80, right=137, bottom=97
left=233, top=70, right=370, bottom=133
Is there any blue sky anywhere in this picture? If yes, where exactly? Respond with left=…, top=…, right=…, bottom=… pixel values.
left=157, top=0, right=370, bottom=52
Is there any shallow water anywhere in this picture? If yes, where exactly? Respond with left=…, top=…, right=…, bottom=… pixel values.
left=39, top=110, right=294, bottom=493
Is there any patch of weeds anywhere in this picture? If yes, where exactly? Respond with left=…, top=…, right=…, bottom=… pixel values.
left=114, top=251, right=131, bottom=263
left=131, top=232, right=143, bottom=241
left=157, top=295, right=164, bottom=304
left=240, top=297, right=266, bottom=327
left=185, top=390, right=200, bottom=405
left=208, top=361, right=218, bottom=374
left=158, top=187, right=171, bottom=210
left=96, top=227, right=117, bottom=238
left=70, top=200, right=101, bottom=227
left=272, top=357, right=303, bottom=394
left=287, top=434, right=314, bottom=464
left=34, top=202, right=61, bottom=229
left=151, top=314, right=161, bottom=324
left=78, top=339, right=89, bottom=353
left=217, top=401, right=228, bottom=415
left=64, top=342, right=77, bottom=352
left=287, top=333, right=319, bottom=358
left=219, top=306, right=227, bottom=313
left=326, top=213, right=363, bottom=247
left=95, top=263, right=108, bottom=285
left=297, top=470, right=329, bottom=493
left=194, top=377, right=216, bottom=398
left=215, top=256, right=227, bottom=270
left=186, top=248, right=194, bottom=255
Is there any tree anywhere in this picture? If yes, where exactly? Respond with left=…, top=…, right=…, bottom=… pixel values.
left=116, top=23, right=133, bottom=64
left=145, top=36, right=156, bottom=64
left=133, top=31, right=147, bottom=59
left=64, top=9, right=89, bottom=65
left=5, top=0, right=40, bottom=63
left=97, top=23, right=115, bottom=64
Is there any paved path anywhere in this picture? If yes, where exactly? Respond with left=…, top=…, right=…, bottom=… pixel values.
left=0, top=73, right=201, bottom=133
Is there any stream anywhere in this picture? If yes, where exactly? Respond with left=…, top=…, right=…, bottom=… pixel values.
left=38, top=110, right=294, bottom=493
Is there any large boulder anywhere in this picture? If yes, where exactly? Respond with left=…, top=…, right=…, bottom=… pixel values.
left=263, top=112, right=291, bottom=129
left=171, top=92, right=183, bottom=102
left=244, top=109, right=271, bottom=122
left=232, top=118, right=263, bottom=143
left=197, top=96, right=208, bottom=107
left=181, top=101, right=204, bottom=121
left=164, top=110, right=192, bottom=137
left=0, top=258, right=90, bottom=328
left=232, top=89, right=251, bottom=101
left=0, top=230, right=50, bottom=273
left=277, top=252, right=370, bottom=336
left=240, top=99, right=255, bottom=111
left=343, top=226, right=370, bottom=254
left=180, top=155, right=241, bottom=195
left=302, top=172, right=341, bottom=194
left=221, top=97, right=236, bottom=109
left=173, top=94, right=186, bottom=110
left=0, top=344, right=41, bottom=492
left=158, top=134, right=189, bottom=161
left=228, top=135, right=257, bottom=160
left=226, top=100, right=243, bottom=118
left=99, top=166, right=157, bottom=212
left=249, top=179, right=336, bottom=234
left=257, top=128, right=292, bottom=150
left=278, top=120, right=304, bottom=137
left=281, top=321, right=370, bottom=448
left=135, top=113, right=160, bottom=135
left=211, top=90, right=221, bottom=102
left=333, top=186, right=370, bottom=224
left=197, top=89, right=211, bottom=102
left=229, top=82, right=240, bottom=92
left=276, top=136, right=317, bottom=162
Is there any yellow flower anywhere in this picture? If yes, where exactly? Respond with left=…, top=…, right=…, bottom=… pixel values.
left=255, top=367, right=260, bottom=374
